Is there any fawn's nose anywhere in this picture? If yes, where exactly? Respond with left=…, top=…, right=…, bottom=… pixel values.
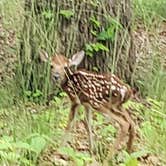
left=53, top=72, right=60, bottom=80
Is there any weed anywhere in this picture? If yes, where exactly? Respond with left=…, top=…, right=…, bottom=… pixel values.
left=59, top=10, right=74, bottom=19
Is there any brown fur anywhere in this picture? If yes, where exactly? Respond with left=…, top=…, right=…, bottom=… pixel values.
left=40, top=51, right=135, bottom=155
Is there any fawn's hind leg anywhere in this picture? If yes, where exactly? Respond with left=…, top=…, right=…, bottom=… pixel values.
left=113, top=107, right=135, bottom=153
left=122, top=109, right=135, bottom=152
left=101, top=106, right=130, bottom=155
left=110, top=110, right=130, bottom=153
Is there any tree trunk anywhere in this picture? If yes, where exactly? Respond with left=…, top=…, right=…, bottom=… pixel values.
left=21, top=0, right=136, bottom=97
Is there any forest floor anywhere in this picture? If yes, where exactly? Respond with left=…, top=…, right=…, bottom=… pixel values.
left=0, top=96, right=165, bottom=165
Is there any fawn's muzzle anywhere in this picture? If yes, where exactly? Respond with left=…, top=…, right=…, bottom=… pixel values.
left=53, top=72, right=60, bottom=81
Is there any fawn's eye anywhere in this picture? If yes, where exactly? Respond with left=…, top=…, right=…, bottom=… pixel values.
left=50, top=65, right=53, bottom=69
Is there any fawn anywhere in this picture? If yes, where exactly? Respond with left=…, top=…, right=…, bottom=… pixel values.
left=40, top=50, right=135, bottom=155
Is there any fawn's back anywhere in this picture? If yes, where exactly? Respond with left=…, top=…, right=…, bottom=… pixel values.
left=62, top=69, right=132, bottom=110
left=40, top=50, right=132, bottom=110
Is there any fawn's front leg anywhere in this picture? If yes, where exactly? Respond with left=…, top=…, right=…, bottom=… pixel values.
left=83, top=103, right=94, bottom=154
left=65, top=103, right=79, bottom=131
left=61, top=102, right=79, bottom=146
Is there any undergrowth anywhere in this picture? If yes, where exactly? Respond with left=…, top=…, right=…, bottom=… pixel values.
left=0, top=96, right=166, bottom=165
left=133, top=0, right=166, bottom=26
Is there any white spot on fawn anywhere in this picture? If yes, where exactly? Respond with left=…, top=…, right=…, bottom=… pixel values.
left=99, top=93, right=103, bottom=98
left=89, top=89, right=93, bottom=95
left=83, top=84, right=88, bottom=88
left=106, top=85, right=109, bottom=89
left=120, top=88, right=126, bottom=101
left=111, top=77, right=117, bottom=84
left=111, top=85, right=116, bottom=90
left=74, top=76, right=77, bottom=82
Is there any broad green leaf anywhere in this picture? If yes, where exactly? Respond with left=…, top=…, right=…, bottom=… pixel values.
left=60, top=10, right=74, bottom=19
left=85, top=43, right=93, bottom=52
left=59, top=92, right=67, bottom=97
left=32, top=89, right=43, bottom=98
left=90, top=30, right=97, bottom=36
left=59, top=147, right=75, bottom=156
left=75, top=158, right=84, bottom=166
left=42, top=10, right=53, bottom=19
left=97, top=27, right=115, bottom=41
left=30, top=136, right=46, bottom=154
left=0, top=141, right=12, bottom=150
left=0, top=151, right=20, bottom=162
left=92, top=66, right=99, bottom=72
left=24, top=90, right=32, bottom=97
left=14, top=142, right=35, bottom=152
left=125, top=158, right=138, bottom=166
left=94, top=43, right=109, bottom=52
left=90, top=17, right=101, bottom=28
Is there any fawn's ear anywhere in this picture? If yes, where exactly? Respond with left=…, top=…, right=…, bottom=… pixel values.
left=69, top=50, right=85, bottom=67
left=39, top=50, right=49, bottom=62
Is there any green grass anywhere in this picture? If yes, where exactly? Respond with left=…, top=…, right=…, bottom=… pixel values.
left=132, top=0, right=166, bottom=100
left=133, top=0, right=166, bottom=26
left=0, top=96, right=165, bottom=165
left=0, top=98, right=69, bottom=165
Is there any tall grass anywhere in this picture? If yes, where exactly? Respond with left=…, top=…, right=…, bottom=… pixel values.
left=132, top=0, right=166, bottom=99
left=16, top=3, right=58, bottom=103
left=133, top=0, right=166, bottom=26
left=131, top=1, right=166, bottom=164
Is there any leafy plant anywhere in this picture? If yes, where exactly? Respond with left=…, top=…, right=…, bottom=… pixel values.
left=133, top=0, right=166, bottom=20
left=125, top=158, right=138, bottom=166
left=29, top=135, right=46, bottom=154
left=59, top=147, right=92, bottom=166
left=0, top=136, right=35, bottom=165
left=92, top=66, right=99, bottom=72
left=24, top=89, right=43, bottom=102
left=85, top=42, right=109, bottom=57
left=42, top=10, right=54, bottom=19
left=117, top=150, right=150, bottom=166
left=97, top=26, right=115, bottom=41
left=90, top=16, right=101, bottom=28
left=90, top=30, right=98, bottom=36
left=60, top=10, right=74, bottom=19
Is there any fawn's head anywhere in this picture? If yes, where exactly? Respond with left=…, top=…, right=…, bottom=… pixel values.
left=39, top=50, right=85, bottom=83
